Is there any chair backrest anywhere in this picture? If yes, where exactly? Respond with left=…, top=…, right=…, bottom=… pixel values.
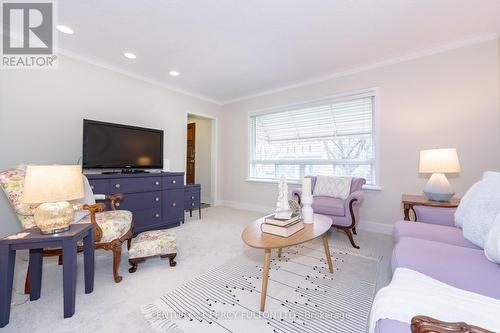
left=0, top=164, right=36, bottom=229
left=0, top=165, right=96, bottom=229
left=306, top=176, right=366, bottom=194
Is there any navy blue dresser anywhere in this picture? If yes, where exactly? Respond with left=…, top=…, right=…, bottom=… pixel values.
left=184, top=184, right=201, bottom=218
left=86, top=172, right=185, bottom=235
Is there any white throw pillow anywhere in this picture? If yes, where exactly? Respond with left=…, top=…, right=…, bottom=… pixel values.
left=313, top=176, right=352, bottom=200
left=485, top=212, right=500, bottom=264
left=455, top=172, right=500, bottom=248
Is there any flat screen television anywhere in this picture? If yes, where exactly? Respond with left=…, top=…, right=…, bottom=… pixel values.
left=82, top=119, right=163, bottom=170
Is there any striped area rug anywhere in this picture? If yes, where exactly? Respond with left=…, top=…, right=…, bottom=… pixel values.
left=142, top=238, right=382, bottom=333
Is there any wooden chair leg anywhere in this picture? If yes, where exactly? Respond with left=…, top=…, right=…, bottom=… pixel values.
left=352, top=226, right=357, bottom=235
left=24, top=265, right=30, bottom=295
left=126, top=238, right=132, bottom=251
left=111, top=240, right=123, bottom=283
left=343, top=228, right=360, bottom=249
left=160, top=253, right=177, bottom=267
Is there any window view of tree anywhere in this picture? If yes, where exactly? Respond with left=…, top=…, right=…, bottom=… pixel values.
left=250, top=95, right=376, bottom=184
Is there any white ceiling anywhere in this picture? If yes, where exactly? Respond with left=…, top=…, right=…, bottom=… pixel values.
left=57, top=0, right=500, bottom=104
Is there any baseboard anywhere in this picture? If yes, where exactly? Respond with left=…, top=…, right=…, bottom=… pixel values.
left=220, top=200, right=394, bottom=235
left=356, top=220, right=394, bottom=235
left=220, top=200, right=274, bottom=214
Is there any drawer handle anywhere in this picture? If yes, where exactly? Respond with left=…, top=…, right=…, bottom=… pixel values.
left=154, top=213, right=160, bottom=218
left=191, top=202, right=195, bottom=207
left=155, top=197, right=160, bottom=202
left=191, top=196, right=195, bottom=200
left=114, top=183, right=121, bottom=189
left=172, top=180, right=177, bottom=184
left=155, top=181, right=160, bottom=186
left=115, top=202, right=120, bottom=207
left=90, top=185, right=95, bottom=190
left=172, top=202, right=177, bottom=207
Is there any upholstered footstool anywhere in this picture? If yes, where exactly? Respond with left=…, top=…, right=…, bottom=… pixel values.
left=128, top=230, right=177, bottom=273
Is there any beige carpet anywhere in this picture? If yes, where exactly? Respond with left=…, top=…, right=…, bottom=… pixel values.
left=3, top=206, right=393, bottom=333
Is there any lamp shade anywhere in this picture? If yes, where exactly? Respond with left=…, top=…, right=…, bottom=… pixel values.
left=419, top=148, right=461, bottom=174
left=22, top=165, right=84, bottom=203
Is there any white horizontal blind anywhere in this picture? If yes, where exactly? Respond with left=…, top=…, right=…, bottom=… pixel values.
left=249, top=94, right=376, bottom=184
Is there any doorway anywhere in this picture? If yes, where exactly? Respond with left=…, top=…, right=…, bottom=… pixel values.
left=186, top=114, right=214, bottom=205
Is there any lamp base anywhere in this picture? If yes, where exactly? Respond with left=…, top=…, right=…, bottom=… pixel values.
left=34, top=201, right=74, bottom=234
left=423, top=173, right=454, bottom=202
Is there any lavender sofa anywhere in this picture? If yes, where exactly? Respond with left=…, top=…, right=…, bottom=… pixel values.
left=375, top=206, right=500, bottom=333
left=292, top=176, right=365, bottom=248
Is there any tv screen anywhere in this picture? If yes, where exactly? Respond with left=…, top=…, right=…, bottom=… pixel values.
left=83, top=120, right=163, bottom=169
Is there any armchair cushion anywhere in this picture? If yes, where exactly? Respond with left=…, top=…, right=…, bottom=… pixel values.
left=79, top=210, right=132, bottom=243
left=313, top=175, right=352, bottom=199
left=311, top=196, right=345, bottom=216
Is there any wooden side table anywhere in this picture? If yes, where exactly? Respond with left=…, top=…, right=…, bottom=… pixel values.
left=402, top=194, right=460, bottom=221
left=241, top=214, right=333, bottom=312
left=0, top=223, right=95, bottom=327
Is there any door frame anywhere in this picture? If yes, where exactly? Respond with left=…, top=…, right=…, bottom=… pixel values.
left=185, top=112, right=218, bottom=206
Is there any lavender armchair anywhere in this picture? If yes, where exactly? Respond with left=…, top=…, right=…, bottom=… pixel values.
left=292, top=176, right=366, bottom=248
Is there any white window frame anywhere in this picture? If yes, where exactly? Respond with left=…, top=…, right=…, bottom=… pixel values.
left=247, top=88, right=381, bottom=190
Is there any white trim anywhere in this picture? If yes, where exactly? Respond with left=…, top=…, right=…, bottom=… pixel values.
left=223, top=33, right=498, bottom=105
left=356, top=220, right=394, bottom=235
left=244, top=178, right=381, bottom=191
left=220, top=200, right=392, bottom=234
left=185, top=112, right=219, bottom=206
left=56, top=34, right=497, bottom=105
left=247, top=88, right=377, bottom=116
left=58, top=47, right=221, bottom=105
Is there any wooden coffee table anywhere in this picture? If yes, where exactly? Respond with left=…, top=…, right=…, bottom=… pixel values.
left=241, top=214, right=333, bottom=311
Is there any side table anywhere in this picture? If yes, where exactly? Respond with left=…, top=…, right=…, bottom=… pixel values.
left=402, top=194, right=460, bottom=221
left=0, top=223, right=95, bottom=327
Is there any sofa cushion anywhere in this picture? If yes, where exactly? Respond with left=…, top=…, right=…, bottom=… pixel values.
left=311, top=196, right=345, bottom=216
left=393, top=221, right=478, bottom=249
left=375, top=319, right=409, bottom=333
left=392, top=237, right=500, bottom=299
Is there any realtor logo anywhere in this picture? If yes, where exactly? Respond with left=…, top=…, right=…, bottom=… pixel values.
left=1, top=1, right=57, bottom=68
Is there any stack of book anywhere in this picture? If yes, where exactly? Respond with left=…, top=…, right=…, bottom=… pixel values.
left=261, top=213, right=304, bottom=237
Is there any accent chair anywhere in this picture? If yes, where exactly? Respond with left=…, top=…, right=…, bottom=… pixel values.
left=292, top=176, right=366, bottom=248
left=0, top=165, right=134, bottom=290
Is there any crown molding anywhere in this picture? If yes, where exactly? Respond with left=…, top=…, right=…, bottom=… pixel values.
left=56, top=33, right=498, bottom=106
left=221, top=33, right=499, bottom=105
left=57, top=47, right=223, bottom=105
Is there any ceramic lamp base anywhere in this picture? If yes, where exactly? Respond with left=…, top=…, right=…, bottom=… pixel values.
left=423, top=173, right=454, bottom=202
left=34, top=201, right=74, bottom=234
left=301, top=195, right=314, bottom=224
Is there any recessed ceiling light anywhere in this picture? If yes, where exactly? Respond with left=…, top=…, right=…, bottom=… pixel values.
left=123, top=52, right=136, bottom=59
left=169, top=70, right=180, bottom=76
left=56, top=25, right=74, bottom=34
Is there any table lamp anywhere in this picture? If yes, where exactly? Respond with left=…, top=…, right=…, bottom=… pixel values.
left=419, top=148, right=461, bottom=202
left=21, top=165, right=84, bottom=234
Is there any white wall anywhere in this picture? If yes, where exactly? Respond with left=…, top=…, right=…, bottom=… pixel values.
left=0, top=55, right=222, bottom=237
left=220, top=39, right=500, bottom=228
left=187, top=115, right=213, bottom=203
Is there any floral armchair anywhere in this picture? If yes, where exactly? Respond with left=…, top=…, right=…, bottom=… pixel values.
left=0, top=165, right=133, bottom=287
left=292, top=176, right=366, bottom=249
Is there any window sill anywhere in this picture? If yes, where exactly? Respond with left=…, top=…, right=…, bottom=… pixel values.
left=245, top=178, right=382, bottom=191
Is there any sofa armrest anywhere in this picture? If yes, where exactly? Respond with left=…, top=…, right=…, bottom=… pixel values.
left=411, top=315, right=492, bottom=333
left=413, top=206, right=457, bottom=227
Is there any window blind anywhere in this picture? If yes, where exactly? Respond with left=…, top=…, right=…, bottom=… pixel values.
left=249, top=94, right=376, bottom=184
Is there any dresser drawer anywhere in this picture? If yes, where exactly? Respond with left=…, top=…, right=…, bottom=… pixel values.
left=163, top=175, right=184, bottom=189
left=162, top=189, right=184, bottom=220
left=109, top=177, right=162, bottom=194
left=131, top=208, right=163, bottom=229
left=88, top=179, right=109, bottom=194
left=185, top=200, right=201, bottom=209
left=114, top=191, right=161, bottom=211
left=184, top=191, right=200, bottom=201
